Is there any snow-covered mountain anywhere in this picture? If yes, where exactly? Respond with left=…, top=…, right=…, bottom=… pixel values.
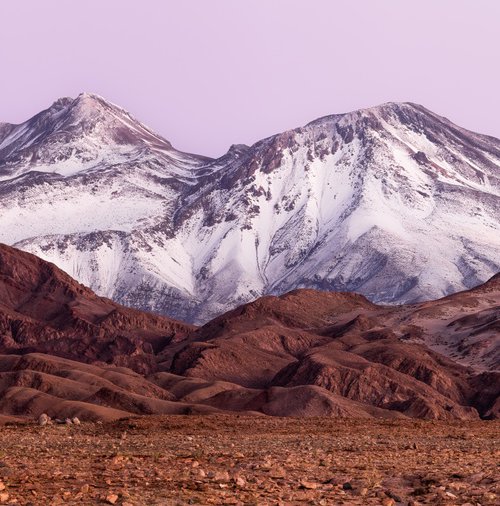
left=1, top=93, right=499, bottom=322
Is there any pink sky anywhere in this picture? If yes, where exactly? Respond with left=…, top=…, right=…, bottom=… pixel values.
left=0, top=0, right=499, bottom=157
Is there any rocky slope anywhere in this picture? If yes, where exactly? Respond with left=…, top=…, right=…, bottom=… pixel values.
left=1, top=94, right=499, bottom=322
left=0, top=243, right=193, bottom=373
left=168, top=278, right=500, bottom=420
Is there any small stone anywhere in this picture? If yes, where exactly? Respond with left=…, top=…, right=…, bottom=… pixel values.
left=412, top=487, right=427, bottom=496
left=0, top=493, right=8, bottom=504
left=444, top=491, right=457, bottom=499
left=214, top=471, right=230, bottom=482
left=106, top=493, right=119, bottom=504
left=355, top=487, right=368, bottom=497
left=196, top=469, right=206, bottom=479
left=80, top=484, right=90, bottom=494
left=38, top=413, right=50, bottom=426
left=65, top=418, right=73, bottom=425
left=269, top=466, right=286, bottom=478
left=71, top=417, right=81, bottom=425
left=342, top=482, right=353, bottom=491
left=0, top=483, right=4, bottom=492
left=235, top=476, right=246, bottom=487
left=381, top=498, right=396, bottom=506
left=451, top=482, right=467, bottom=491
left=483, top=493, right=497, bottom=501
left=300, top=481, right=318, bottom=490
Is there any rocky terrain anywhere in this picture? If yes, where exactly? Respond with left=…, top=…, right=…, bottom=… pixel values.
left=0, top=243, right=192, bottom=374
left=0, top=244, right=498, bottom=422
left=1, top=94, right=499, bottom=322
left=0, top=416, right=497, bottom=505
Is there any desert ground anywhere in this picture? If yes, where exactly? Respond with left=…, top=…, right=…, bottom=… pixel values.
left=0, top=416, right=497, bottom=506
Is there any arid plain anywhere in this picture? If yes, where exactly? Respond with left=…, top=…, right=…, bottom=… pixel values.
left=0, top=416, right=498, bottom=505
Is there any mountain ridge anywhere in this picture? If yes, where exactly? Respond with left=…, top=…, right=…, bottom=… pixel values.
left=0, top=94, right=499, bottom=323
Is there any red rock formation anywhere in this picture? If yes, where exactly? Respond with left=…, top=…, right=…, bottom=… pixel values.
left=0, top=243, right=194, bottom=373
left=169, top=283, right=499, bottom=419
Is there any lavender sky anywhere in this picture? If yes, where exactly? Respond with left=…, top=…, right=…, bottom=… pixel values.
left=1, top=0, right=499, bottom=157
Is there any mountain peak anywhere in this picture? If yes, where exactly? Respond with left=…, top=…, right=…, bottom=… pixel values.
left=1, top=96, right=499, bottom=327
left=0, top=93, right=211, bottom=180
left=71, top=92, right=126, bottom=115
left=77, top=91, right=104, bottom=101
left=305, top=101, right=426, bottom=128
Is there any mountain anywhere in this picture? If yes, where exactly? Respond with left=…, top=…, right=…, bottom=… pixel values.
left=167, top=275, right=500, bottom=420
left=1, top=94, right=499, bottom=322
left=0, top=243, right=193, bottom=373
left=0, top=244, right=498, bottom=421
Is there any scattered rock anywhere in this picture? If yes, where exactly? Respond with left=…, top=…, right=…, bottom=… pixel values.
left=0, top=493, right=8, bottom=504
left=269, top=466, right=286, bottom=478
left=65, top=418, right=73, bottom=425
left=414, top=486, right=430, bottom=497
left=106, top=493, right=119, bottom=504
left=38, top=413, right=50, bottom=426
left=213, top=471, right=230, bottom=482
left=381, top=498, right=396, bottom=506
left=483, top=492, right=497, bottom=501
left=387, top=491, right=403, bottom=502
left=71, top=417, right=81, bottom=425
left=0, top=417, right=495, bottom=505
left=300, top=481, right=318, bottom=490
left=235, top=476, right=246, bottom=487
left=355, top=487, right=368, bottom=496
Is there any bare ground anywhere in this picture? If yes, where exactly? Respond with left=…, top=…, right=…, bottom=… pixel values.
left=0, top=416, right=498, bottom=505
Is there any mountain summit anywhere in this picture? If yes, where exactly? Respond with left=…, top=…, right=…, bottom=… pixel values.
left=0, top=97, right=499, bottom=322
left=0, top=92, right=209, bottom=179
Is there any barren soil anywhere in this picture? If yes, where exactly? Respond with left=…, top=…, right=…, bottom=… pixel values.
left=0, top=416, right=498, bottom=505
